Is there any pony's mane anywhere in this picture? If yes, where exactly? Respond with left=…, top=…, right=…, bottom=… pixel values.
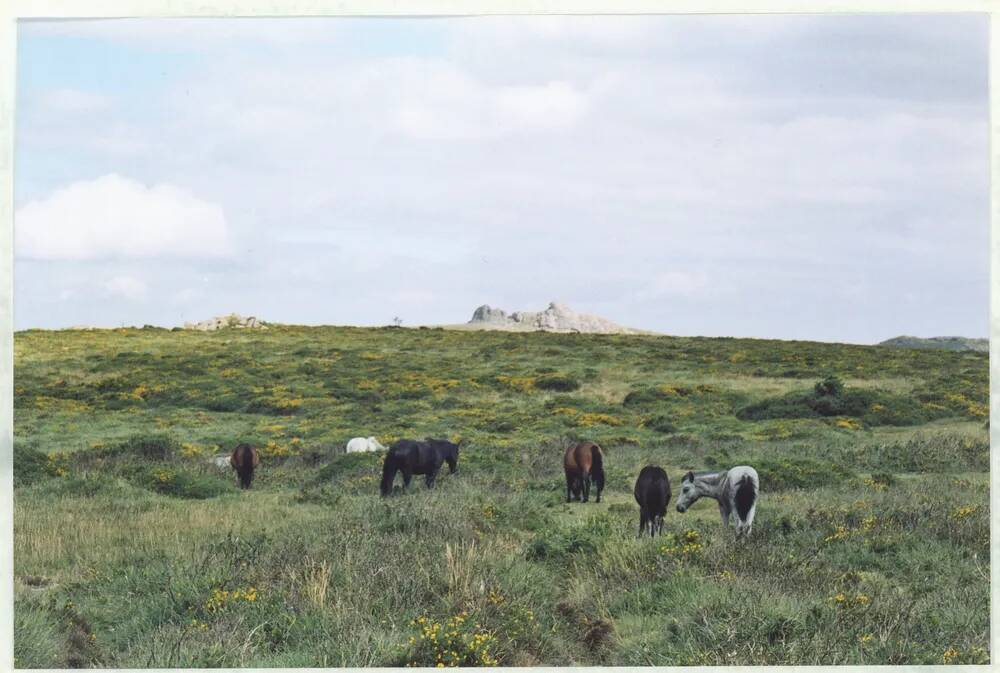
left=684, top=470, right=721, bottom=483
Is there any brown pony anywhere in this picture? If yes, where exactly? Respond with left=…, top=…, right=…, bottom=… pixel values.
left=229, top=443, right=260, bottom=489
left=563, top=441, right=605, bottom=503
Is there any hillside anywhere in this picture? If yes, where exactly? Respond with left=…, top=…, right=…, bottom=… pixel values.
left=12, top=326, right=990, bottom=667
left=878, top=335, right=988, bottom=352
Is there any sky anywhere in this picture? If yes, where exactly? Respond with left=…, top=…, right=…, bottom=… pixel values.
left=13, top=14, right=990, bottom=343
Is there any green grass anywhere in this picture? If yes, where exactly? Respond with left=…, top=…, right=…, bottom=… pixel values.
left=12, top=325, right=990, bottom=667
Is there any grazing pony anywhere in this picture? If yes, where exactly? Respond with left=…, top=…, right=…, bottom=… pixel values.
left=346, top=436, right=387, bottom=453
left=563, top=441, right=605, bottom=503
left=634, top=465, right=671, bottom=537
left=380, top=438, right=459, bottom=496
left=675, top=466, right=759, bottom=538
left=229, top=443, right=260, bottom=489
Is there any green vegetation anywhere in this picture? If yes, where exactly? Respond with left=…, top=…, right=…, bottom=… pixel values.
left=735, top=375, right=953, bottom=427
left=13, top=325, right=989, bottom=666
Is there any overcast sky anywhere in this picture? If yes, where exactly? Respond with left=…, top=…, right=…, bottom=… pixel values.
left=13, top=14, right=989, bottom=342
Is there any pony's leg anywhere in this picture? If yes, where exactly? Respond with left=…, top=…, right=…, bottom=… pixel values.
left=425, top=472, right=436, bottom=489
left=566, top=474, right=574, bottom=502
left=637, top=512, right=646, bottom=538
left=720, top=504, right=731, bottom=528
left=581, top=473, right=590, bottom=503
left=743, top=503, right=757, bottom=537
left=402, top=470, right=413, bottom=490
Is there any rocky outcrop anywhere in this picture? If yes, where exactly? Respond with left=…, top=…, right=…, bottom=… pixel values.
left=468, top=301, right=638, bottom=334
left=184, top=313, right=268, bottom=331
left=470, top=305, right=510, bottom=325
left=878, top=335, right=988, bottom=352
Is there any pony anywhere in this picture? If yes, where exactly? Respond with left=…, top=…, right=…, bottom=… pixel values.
left=633, top=465, right=671, bottom=537
left=380, top=438, right=459, bottom=496
left=675, top=466, right=759, bottom=538
left=563, top=441, right=605, bottom=503
left=346, top=436, right=387, bottom=453
left=229, top=443, right=260, bottom=489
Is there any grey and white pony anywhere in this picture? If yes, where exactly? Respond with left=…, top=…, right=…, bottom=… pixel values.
left=675, top=466, right=759, bottom=538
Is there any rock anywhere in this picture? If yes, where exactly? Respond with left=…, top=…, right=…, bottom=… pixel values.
left=468, top=301, right=638, bottom=334
left=470, top=305, right=509, bottom=325
left=878, top=335, right=988, bottom=352
left=183, top=313, right=268, bottom=331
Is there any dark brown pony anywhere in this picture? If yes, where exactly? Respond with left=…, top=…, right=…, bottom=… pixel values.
left=634, top=465, right=670, bottom=537
left=229, top=443, right=259, bottom=489
left=563, top=441, right=605, bottom=503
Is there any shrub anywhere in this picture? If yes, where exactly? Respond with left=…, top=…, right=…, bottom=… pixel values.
left=622, top=388, right=660, bottom=407
left=738, top=456, right=855, bottom=491
left=203, top=395, right=245, bottom=413
left=14, top=443, right=50, bottom=487
left=869, top=472, right=895, bottom=488
left=814, top=375, right=845, bottom=397
left=84, top=434, right=180, bottom=463
left=643, top=415, right=677, bottom=434
left=840, top=433, right=988, bottom=473
left=526, top=516, right=613, bottom=561
left=400, top=612, right=500, bottom=667
left=736, top=378, right=948, bottom=427
left=138, top=466, right=231, bottom=499
left=534, top=374, right=581, bottom=392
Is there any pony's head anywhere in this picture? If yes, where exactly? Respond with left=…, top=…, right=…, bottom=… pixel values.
left=676, top=471, right=700, bottom=513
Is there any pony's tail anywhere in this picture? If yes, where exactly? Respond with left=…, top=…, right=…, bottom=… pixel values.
left=590, top=444, right=604, bottom=476
left=380, top=455, right=396, bottom=496
left=734, top=475, right=756, bottom=520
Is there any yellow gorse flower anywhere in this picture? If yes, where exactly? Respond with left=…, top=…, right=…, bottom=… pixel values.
left=951, top=505, right=978, bottom=520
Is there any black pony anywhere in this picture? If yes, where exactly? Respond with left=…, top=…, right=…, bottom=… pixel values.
left=380, top=438, right=460, bottom=496
left=634, top=465, right=670, bottom=537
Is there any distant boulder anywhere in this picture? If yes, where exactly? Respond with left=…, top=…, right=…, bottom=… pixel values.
left=468, top=301, right=643, bottom=334
left=470, top=305, right=510, bottom=325
left=878, top=336, right=987, bottom=353
left=183, top=313, right=268, bottom=331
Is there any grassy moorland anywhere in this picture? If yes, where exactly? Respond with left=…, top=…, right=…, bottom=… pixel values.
left=12, top=325, right=990, bottom=667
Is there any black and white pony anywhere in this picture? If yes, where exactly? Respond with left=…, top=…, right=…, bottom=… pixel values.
left=380, top=438, right=459, bottom=496
left=675, top=466, right=759, bottom=538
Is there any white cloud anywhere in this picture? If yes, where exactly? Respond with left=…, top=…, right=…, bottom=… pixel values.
left=15, top=174, right=233, bottom=260
left=386, top=60, right=588, bottom=140
left=102, top=275, right=147, bottom=300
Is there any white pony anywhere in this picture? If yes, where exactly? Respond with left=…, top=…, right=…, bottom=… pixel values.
left=675, top=466, right=759, bottom=538
left=345, top=436, right=387, bottom=453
